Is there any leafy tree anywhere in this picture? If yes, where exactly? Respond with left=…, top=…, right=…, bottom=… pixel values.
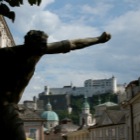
left=71, top=95, right=84, bottom=112
left=55, top=110, right=68, bottom=121
left=0, top=0, right=42, bottom=22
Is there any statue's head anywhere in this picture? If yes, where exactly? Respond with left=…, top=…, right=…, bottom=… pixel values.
left=24, top=30, right=48, bottom=47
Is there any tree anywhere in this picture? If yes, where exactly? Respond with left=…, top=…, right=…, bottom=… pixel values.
left=0, top=0, right=42, bottom=22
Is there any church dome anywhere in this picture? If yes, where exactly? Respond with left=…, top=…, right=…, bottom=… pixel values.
left=82, top=102, right=90, bottom=108
left=41, top=111, right=59, bottom=121
left=41, top=101, right=59, bottom=121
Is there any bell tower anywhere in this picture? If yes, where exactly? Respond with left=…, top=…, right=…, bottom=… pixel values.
left=80, top=96, right=93, bottom=126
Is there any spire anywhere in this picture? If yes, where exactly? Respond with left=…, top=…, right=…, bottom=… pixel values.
left=98, top=95, right=101, bottom=105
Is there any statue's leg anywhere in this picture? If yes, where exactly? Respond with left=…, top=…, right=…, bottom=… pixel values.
left=0, top=104, right=26, bottom=140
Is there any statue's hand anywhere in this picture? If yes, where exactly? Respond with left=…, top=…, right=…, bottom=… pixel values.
left=99, top=32, right=111, bottom=43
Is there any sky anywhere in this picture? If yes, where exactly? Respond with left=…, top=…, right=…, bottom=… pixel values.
left=5, top=0, right=140, bottom=103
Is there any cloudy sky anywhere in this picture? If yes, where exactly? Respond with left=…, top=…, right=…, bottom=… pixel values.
left=6, top=0, right=140, bottom=103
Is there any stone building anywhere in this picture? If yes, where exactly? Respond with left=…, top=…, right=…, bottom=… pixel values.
left=48, top=76, right=125, bottom=97
left=66, top=100, right=127, bottom=140
left=86, top=101, right=126, bottom=140
left=18, top=104, right=45, bottom=140
left=93, top=101, right=120, bottom=124
left=37, top=86, right=71, bottom=111
left=89, top=110, right=126, bottom=140
left=0, top=15, right=15, bottom=48
left=84, top=76, right=117, bottom=94
left=120, top=77, right=140, bottom=140
left=67, top=128, right=90, bottom=140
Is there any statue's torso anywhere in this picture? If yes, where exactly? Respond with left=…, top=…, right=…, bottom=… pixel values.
left=0, top=46, right=42, bottom=104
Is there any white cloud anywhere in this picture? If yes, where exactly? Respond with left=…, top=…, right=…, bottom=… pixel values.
left=107, top=9, right=140, bottom=33
left=39, top=0, right=55, bottom=9
left=81, top=2, right=113, bottom=17
left=5, top=0, right=140, bottom=102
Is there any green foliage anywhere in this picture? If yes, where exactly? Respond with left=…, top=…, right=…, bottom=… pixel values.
left=0, top=0, right=42, bottom=22
left=71, top=95, right=84, bottom=112
left=70, top=112, right=80, bottom=124
left=90, top=92, right=118, bottom=106
left=70, top=95, right=84, bottom=124
left=55, top=109, right=80, bottom=125
left=55, top=110, right=68, bottom=121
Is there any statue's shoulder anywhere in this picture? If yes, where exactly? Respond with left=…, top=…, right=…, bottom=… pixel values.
left=0, top=45, right=25, bottom=55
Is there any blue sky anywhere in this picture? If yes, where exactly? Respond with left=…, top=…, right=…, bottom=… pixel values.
left=6, top=0, right=140, bottom=103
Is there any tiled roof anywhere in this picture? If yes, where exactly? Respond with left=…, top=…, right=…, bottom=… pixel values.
left=104, top=110, right=126, bottom=124
left=54, top=118, right=79, bottom=133
left=96, top=101, right=118, bottom=107
left=97, top=110, right=126, bottom=126
left=18, top=104, right=45, bottom=121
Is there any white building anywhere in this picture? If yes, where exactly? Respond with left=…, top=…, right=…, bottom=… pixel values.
left=49, top=76, right=123, bottom=97
left=84, top=76, right=117, bottom=95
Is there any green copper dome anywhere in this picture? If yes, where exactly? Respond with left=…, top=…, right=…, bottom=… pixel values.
left=41, top=101, right=59, bottom=121
left=41, top=111, right=59, bottom=121
left=82, top=96, right=90, bottom=108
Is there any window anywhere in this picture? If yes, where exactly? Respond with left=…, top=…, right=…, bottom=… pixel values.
left=111, top=128, right=116, bottom=137
left=105, top=129, right=108, bottom=137
left=29, top=128, right=37, bottom=140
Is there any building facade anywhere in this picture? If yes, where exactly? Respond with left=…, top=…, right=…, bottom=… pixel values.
left=48, top=76, right=123, bottom=97
left=67, top=101, right=126, bottom=140
left=38, top=87, right=71, bottom=111
left=67, top=128, right=90, bottom=140
left=19, top=104, right=45, bottom=140
left=84, top=76, right=117, bottom=94
left=120, top=77, right=140, bottom=140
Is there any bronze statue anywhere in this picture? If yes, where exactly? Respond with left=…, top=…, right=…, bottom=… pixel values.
left=0, top=30, right=111, bottom=140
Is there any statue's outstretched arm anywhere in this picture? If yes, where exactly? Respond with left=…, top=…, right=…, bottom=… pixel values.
left=46, top=32, right=111, bottom=54
left=70, top=32, right=111, bottom=50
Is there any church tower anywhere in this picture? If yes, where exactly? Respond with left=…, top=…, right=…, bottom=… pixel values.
left=80, top=96, right=93, bottom=126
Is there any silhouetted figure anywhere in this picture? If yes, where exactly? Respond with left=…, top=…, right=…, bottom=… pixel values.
left=0, top=30, right=111, bottom=140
